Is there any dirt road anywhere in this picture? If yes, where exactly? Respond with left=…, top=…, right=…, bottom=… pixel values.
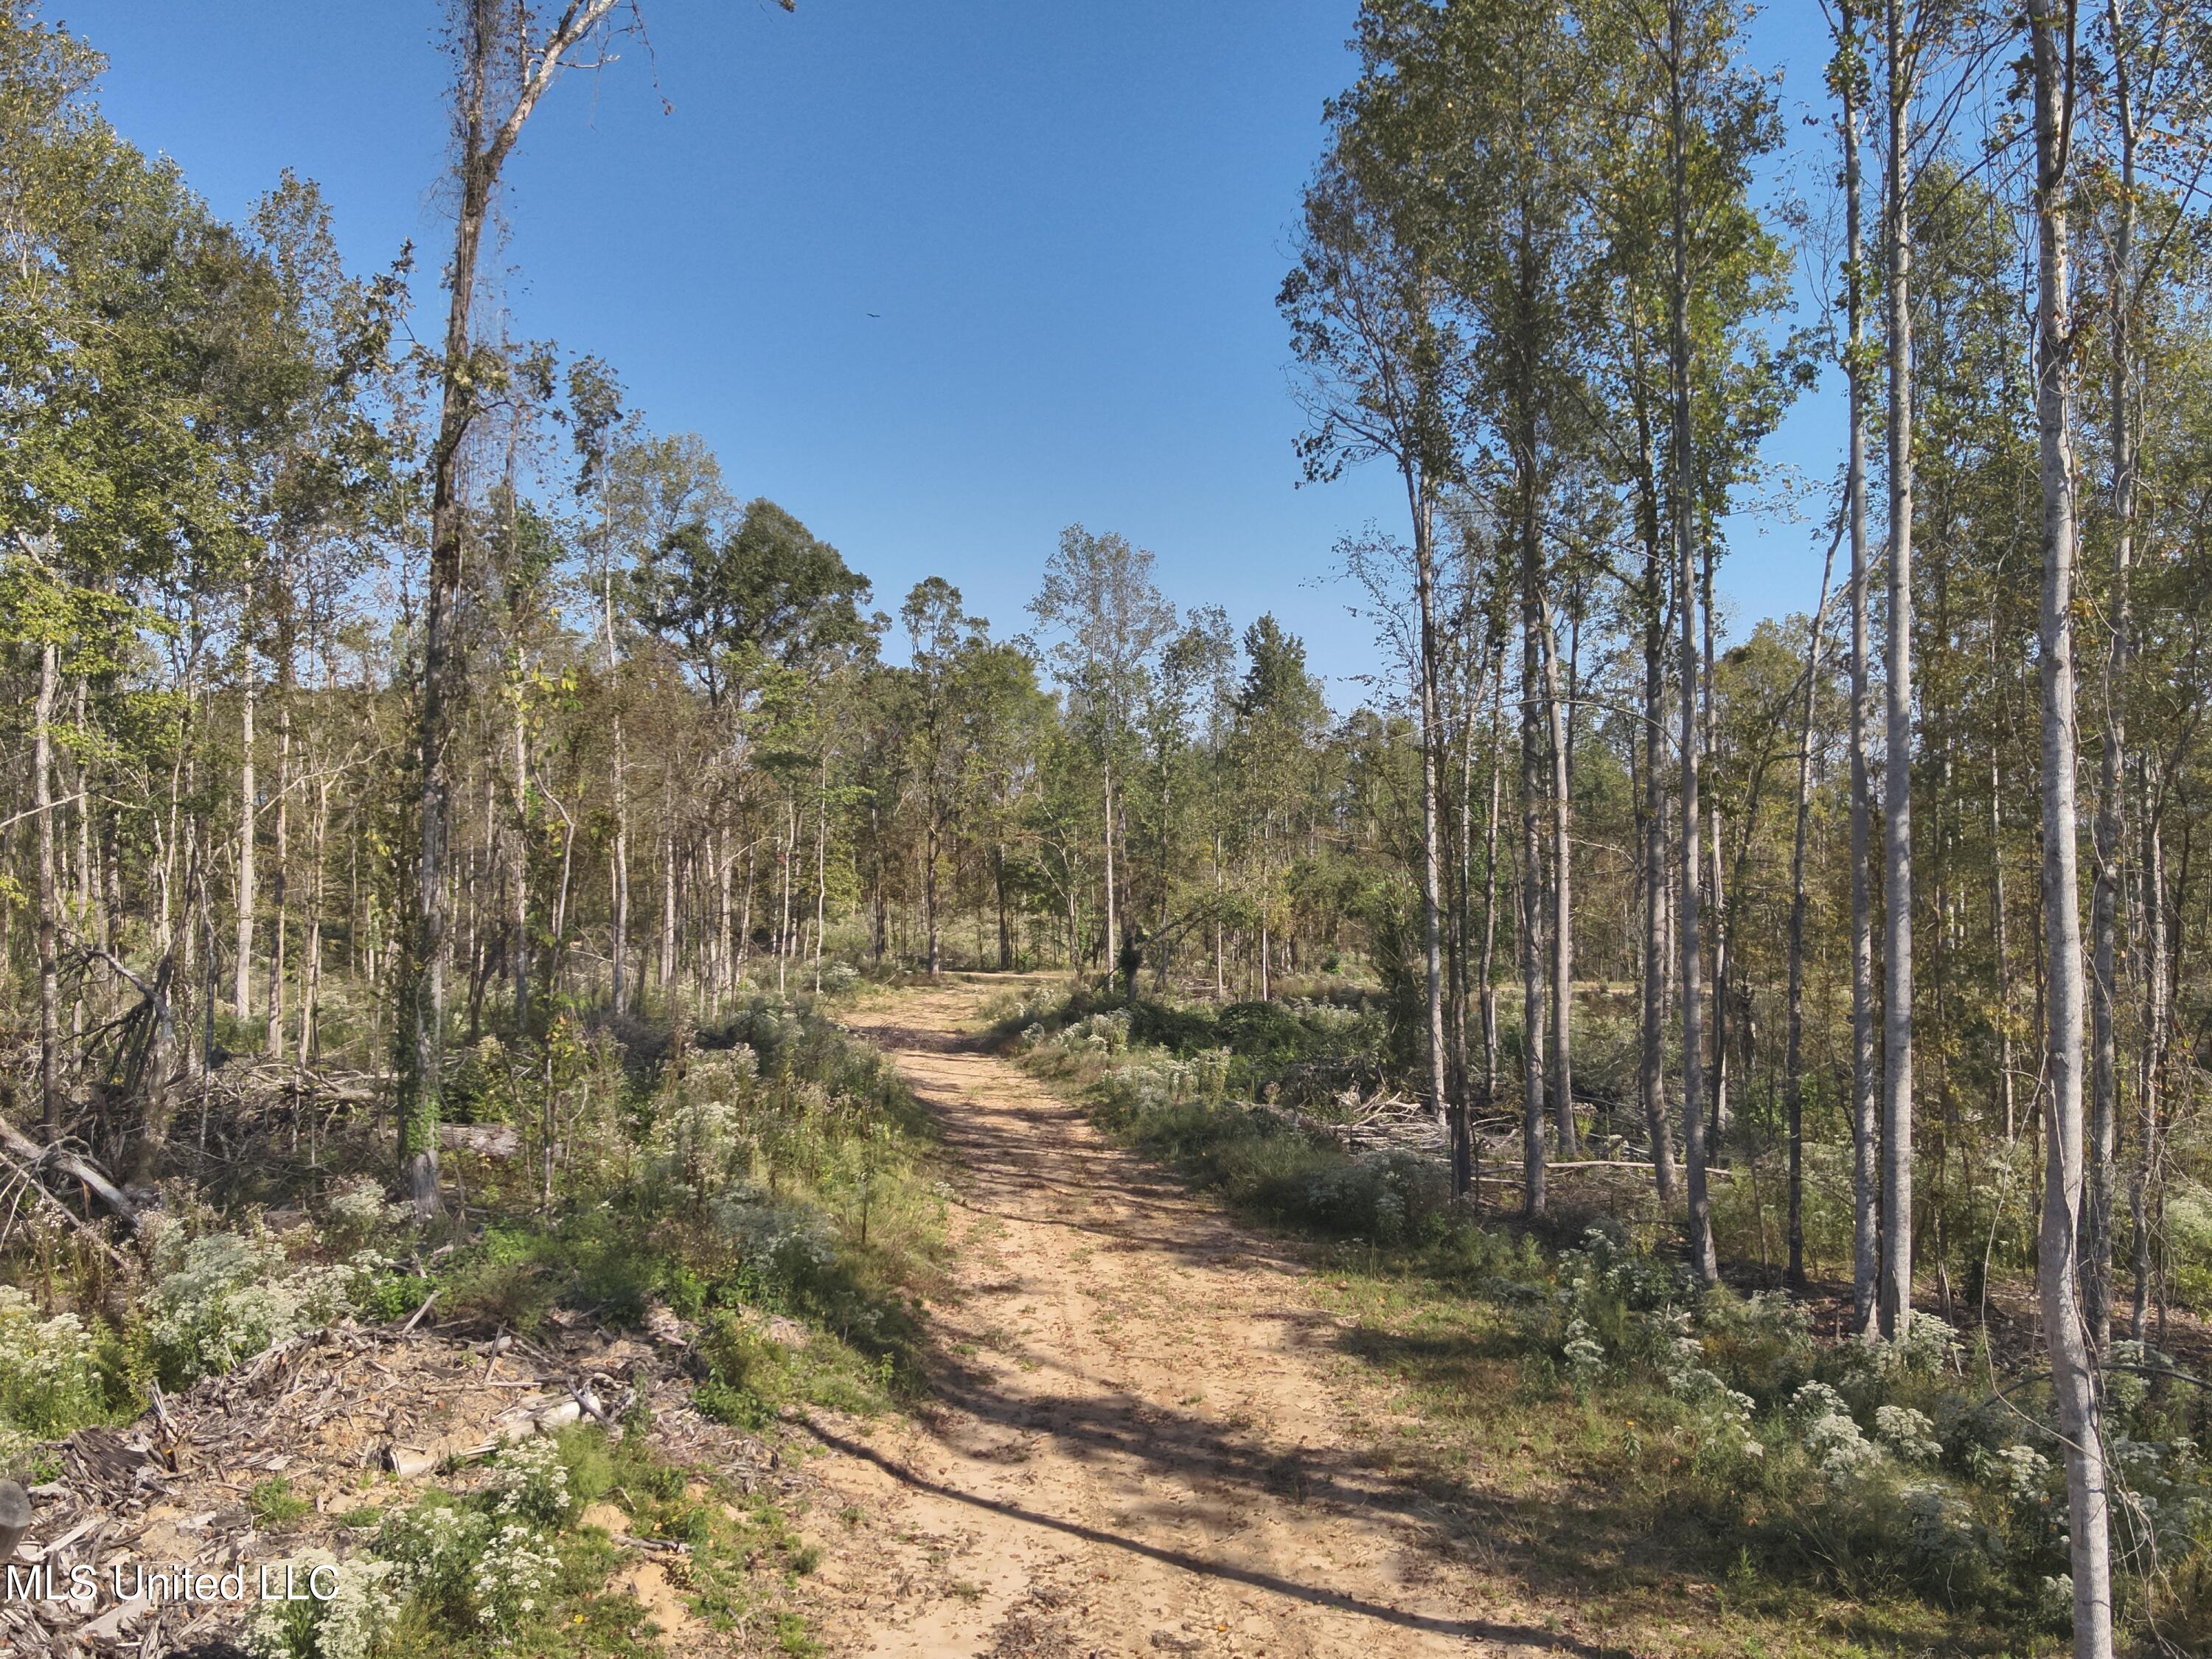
left=798, top=979, right=1601, bottom=1659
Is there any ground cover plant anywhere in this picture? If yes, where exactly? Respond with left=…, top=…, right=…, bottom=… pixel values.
left=1001, top=981, right=2212, bottom=1655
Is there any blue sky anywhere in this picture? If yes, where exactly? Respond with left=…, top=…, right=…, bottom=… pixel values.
left=63, top=0, right=1848, bottom=699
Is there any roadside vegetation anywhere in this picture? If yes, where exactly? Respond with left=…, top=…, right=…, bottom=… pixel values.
left=0, top=986, right=939, bottom=1656
left=994, top=981, right=2212, bottom=1655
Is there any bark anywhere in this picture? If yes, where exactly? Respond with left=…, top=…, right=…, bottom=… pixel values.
left=611, top=714, right=630, bottom=1010
left=1632, top=330, right=1678, bottom=1208
left=510, top=684, right=530, bottom=1030
left=1668, top=0, right=1717, bottom=1282
left=1539, top=600, right=1577, bottom=1158
left=303, top=771, right=329, bottom=1062
left=1879, top=0, right=1917, bottom=1341
left=1481, top=672, right=1503, bottom=1118
left=1102, top=762, right=1118, bottom=975
left=265, top=680, right=291, bottom=1057
left=1519, top=499, right=1548, bottom=1219
left=235, top=663, right=256, bottom=1025
left=2087, top=0, right=2143, bottom=1354
left=1411, top=479, right=1452, bottom=1152
left=2028, top=4, right=2113, bottom=1647
left=1839, top=14, right=1881, bottom=1334
left=1787, top=525, right=1840, bottom=1288
left=35, top=639, right=60, bottom=1139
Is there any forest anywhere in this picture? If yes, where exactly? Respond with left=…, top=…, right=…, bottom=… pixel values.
left=5, top=0, right=2212, bottom=1655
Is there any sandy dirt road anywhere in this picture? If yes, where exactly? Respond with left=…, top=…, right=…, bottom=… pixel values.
left=796, top=978, right=1606, bottom=1659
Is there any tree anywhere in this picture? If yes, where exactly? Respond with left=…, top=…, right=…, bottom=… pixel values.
left=2028, top=0, right=2112, bottom=1647
left=1027, top=526, right=1176, bottom=978
left=400, top=0, right=640, bottom=1217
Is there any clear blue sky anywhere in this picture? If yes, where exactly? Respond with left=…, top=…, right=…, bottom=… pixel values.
left=63, top=0, right=1846, bottom=699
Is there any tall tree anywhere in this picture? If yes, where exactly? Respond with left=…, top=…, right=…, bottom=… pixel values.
left=1281, top=140, right=1467, bottom=1178
left=2027, top=0, right=2112, bottom=1649
left=400, top=0, right=635, bottom=1217
left=1878, top=0, right=1919, bottom=1341
left=1028, top=526, right=1177, bottom=978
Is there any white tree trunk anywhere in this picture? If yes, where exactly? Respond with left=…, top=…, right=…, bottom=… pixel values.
left=2028, top=2, right=2113, bottom=1648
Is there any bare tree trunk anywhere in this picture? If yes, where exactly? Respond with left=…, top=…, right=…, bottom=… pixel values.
left=1481, top=671, right=1503, bottom=1116
left=1668, top=0, right=1717, bottom=1282
left=1540, top=601, right=1577, bottom=1158
left=35, top=640, right=60, bottom=1138
left=1102, top=762, right=1118, bottom=974
left=265, top=684, right=291, bottom=1058
left=611, top=715, right=630, bottom=1011
left=1992, top=656, right=2015, bottom=1141
left=814, top=757, right=829, bottom=992
left=509, top=687, right=530, bottom=1030
left=1787, top=526, right=1840, bottom=1288
left=2028, top=5, right=2112, bottom=1647
left=1835, top=10, right=1880, bottom=1333
left=1879, top=0, right=1917, bottom=1341
left=236, top=661, right=256, bottom=1026
left=2134, top=797, right=2165, bottom=1340
left=303, top=771, right=329, bottom=1062
left=2087, top=0, right=2143, bottom=1354
left=1411, top=479, right=1452, bottom=1150
left=1519, top=507, right=1548, bottom=1218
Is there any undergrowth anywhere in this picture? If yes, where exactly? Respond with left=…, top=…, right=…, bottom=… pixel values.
left=998, top=983, right=2212, bottom=1656
left=0, top=984, right=938, bottom=1655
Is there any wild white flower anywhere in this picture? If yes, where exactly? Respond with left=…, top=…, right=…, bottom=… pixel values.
left=244, top=1552, right=396, bottom=1659
left=1994, top=1442, right=2052, bottom=1502
left=472, top=1522, right=563, bottom=1629
left=143, top=1231, right=352, bottom=1383
left=1873, top=1404, right=1941, bottom=1464
left=1792, top=1385, right=1883, bottom=1483
left=0, top=1285, right=102, bottom=1439
left=1562, top=1316, right=1607, bottom=1389
left=482, top=1436, right=571, bottom=1527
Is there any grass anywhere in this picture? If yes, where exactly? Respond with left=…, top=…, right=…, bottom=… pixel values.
left=365, top=1421, right=828, bottom=1658
left=993, top=984, right=2208, bottom=1658
left=248, top=1475, right=314, bottom=1530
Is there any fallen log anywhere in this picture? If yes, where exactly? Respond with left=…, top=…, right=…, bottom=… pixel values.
left=439, top=1122, right=521, bottom=1159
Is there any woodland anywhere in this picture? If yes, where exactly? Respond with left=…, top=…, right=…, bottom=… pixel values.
left=4, top=0, right=2212, bottom=1655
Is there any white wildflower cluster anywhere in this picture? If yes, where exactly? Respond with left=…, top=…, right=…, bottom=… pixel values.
left=711, top=1187, right=835, bottom=1278
left=243, top=1552, right=397, bottom=1659
left=143, top=1229, right=352, bottom=1384
left=1792, top=1382, right=1884, bottom=1483
left=1992, top=1441, right=2052, bottom=1502
left=1562, top=1316, right=1607, bottom=1393
left=0, top=1284, right=102, bottom=1445
left=1873, top=1404, right=1942, bottom=1464
left=377, top=1501, right=488, bottom=1601
left=647, top=1046, right=761, bottom=1199
left=1900, top=1480, right=1980, bottom=1563
left=470, top=1522, right=563, bottom=1630
left=481, top=1436, right=571, bottom=1527
left=320, top=1176, right=412, bottom=1257
left=1835, top=1313, right=1961, bottom=1390
left=1058, top=1009, right=1131, bottom=1056
left=1655, top=1308, right=1761, bottom=1458
left=1097, top=1048, right=1231, bottom=1113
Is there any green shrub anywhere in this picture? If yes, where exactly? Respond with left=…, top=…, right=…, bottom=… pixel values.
left=0, top=1285, right=105, bottom=1454
left=142, top=1229, right=353, bottom=1388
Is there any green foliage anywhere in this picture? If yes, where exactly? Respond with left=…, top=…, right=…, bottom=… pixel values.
left=142, top=1228, right=355, bottom=1388
left=0, top=1285, right=108, bottom=1461
left=250, top=1475, right=313, bottom=1530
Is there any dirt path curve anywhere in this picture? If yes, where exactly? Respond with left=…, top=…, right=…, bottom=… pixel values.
left=796, top=978, right=1597, bottom=1659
